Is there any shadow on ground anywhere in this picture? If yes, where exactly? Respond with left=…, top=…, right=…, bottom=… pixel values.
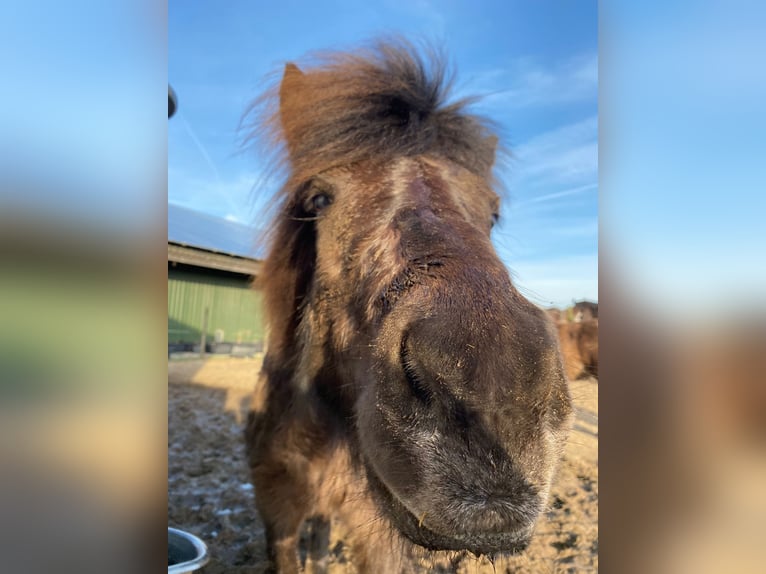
left=168, top=358, right=598, bottom=573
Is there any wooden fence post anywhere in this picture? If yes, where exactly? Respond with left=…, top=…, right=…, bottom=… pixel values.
left=200, top=307, right=209, bottom=358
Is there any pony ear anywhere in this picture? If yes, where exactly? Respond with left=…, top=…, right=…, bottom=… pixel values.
left=279, top=63, right=305, bottom=148
left=280, top=63, right=304, bottom=105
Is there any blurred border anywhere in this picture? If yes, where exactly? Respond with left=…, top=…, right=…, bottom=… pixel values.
left=0, top=1, right=167, bottom=572
left=601, top=2, right=766, bottom=572
left=3, top=1, right=765, bottom=572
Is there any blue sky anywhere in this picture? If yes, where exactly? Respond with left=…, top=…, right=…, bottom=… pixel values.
left=1, top=1, right=164, bottom=236
left=602, top=0, right=766, bottom=314
left=169, top=0, right=598, bottom=307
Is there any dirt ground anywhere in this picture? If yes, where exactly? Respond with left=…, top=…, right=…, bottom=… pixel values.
left=168, top=357, right=598, bottom=573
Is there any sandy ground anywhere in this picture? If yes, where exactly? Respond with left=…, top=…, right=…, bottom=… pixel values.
left=168, top=357, right=598, bottom=573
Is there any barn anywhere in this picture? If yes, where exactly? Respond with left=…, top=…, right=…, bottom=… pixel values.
left=168, top=204, right=265, bottom=356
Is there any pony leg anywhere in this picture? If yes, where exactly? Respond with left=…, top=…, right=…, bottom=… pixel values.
left=246, top=382, right=313, bottom=573
left=251, top=460, right=312, bottom=574
left=304, top=515, right=331, bottom=574
left=256, top=488, right=305, bottom=574
left=339, top=497, right=406, bottom=573
left=265, top=526, right=302, bottom=574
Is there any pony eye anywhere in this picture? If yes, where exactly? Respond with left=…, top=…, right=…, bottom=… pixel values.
left=309, top=192, right=332, bottom=213
left=491, top=213, right=500, bottom=228
left=304, top=191, right=333, bottom=214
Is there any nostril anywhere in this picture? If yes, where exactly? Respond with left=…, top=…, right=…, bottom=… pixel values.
left=400, top=334, right=434, bottom=405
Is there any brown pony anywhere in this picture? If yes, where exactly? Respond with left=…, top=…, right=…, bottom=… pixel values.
left=244, top=41, right=573, bottom=573
left=572, top=300, right=598, bottom=322
left=557, top=319, right=599, bottom=380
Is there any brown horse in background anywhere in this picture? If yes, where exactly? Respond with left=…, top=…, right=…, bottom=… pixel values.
left=557, top=319, right=599, bottom=380
left=244, top=41, right=573, bottom=573
left=572, top=300, right=598, bottom=322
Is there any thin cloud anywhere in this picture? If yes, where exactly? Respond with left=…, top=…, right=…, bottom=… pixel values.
left=167, top=169, right=270, bottom=224
left=553, top=218, right=599, bottom=238
left=178, top=112, right=224, bottom=186
left=515, top=183, right=598, bottom=207
left=508, top=116, right=598, bottom=191
left=471, top=53, right=597, bottom=110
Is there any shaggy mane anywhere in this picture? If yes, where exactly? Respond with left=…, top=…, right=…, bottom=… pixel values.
left=246, top=40, right=500, bottom=191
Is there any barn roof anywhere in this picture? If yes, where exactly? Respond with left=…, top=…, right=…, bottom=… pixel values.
left=168, top=203, right=265, bottom=260
left=168, top=242, right=262, bottom=276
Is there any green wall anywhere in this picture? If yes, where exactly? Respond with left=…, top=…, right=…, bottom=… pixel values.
left=168, top=266, right=264, bottom=344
